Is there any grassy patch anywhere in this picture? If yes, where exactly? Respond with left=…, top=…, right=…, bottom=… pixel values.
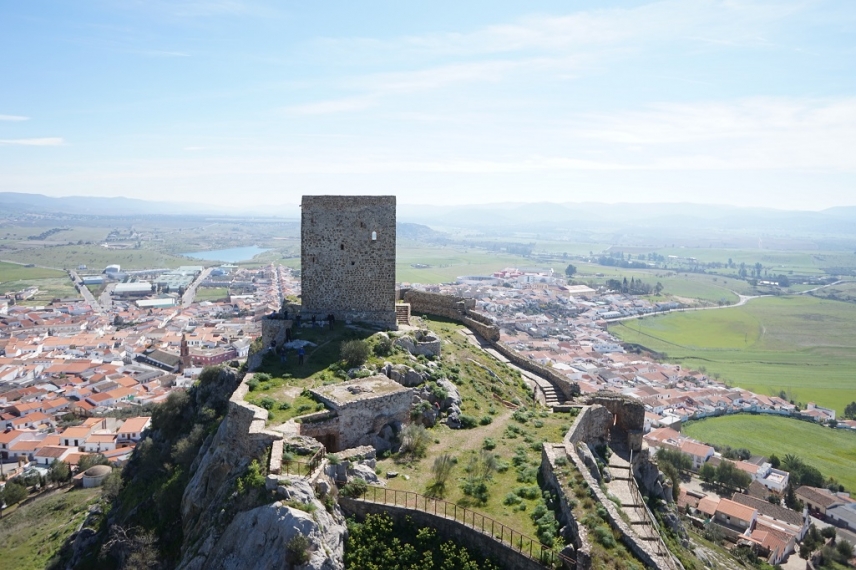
left=195, top=287, right=229, bottom=302
left=684, top=415, right=856, bottom=492
left=0, top=261, right=65, bottom=282
left=611, top=295, right=856, bottom=413
left=0, top=488, right=101, bottom=570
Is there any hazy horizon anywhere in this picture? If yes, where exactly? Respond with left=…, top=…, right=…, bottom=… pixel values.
left=2, top=1, right=855, bottom=209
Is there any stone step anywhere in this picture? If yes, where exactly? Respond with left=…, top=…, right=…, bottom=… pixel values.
left=630, top=520, right=650, bottom=526
left=395, top=304, right=411, bottom=325
left=611, top=476, right=632, bottom=481
left=609, top=464, right=631, bottom=470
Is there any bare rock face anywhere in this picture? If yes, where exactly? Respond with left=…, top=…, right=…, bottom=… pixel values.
left=181, top=499, right=346, bottom=570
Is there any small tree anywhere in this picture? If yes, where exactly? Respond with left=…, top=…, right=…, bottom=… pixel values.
left=49, top=459, right=71, bottom=483
left=564, top=264, right=577, bottom=277
left=0, top=481, right=28, bottom=506
left=340, top=340, right=369, bottom=368
left=78, top=453, right=109, bottom=472
left=399, top=423, right=430, bottom=458
left=699, top=462, right=716, bottom=484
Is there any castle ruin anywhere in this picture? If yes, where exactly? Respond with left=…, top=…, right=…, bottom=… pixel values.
left=301, top=195, right=397, bottom=328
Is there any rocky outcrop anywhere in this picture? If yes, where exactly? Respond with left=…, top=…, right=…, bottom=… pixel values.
left=182, top=496, right=346, bottom=570
left=393, top=329, right=441, bottom=358
left=178, top=375, right=347, bottom=570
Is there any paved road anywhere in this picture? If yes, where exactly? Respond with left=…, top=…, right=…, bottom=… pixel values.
left=182, top=267, right=214, bottom=307
left=68, top=269, right=104, bottom=314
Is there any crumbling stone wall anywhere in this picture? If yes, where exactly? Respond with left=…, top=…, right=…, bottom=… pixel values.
left=588, top=392, right=645, bottom=451
left=301, top=195, right=396, bottom=327
left=310, top=377, right=413, bottom=451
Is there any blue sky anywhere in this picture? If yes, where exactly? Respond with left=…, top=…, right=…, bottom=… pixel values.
left=1, top=1, right=855, bottom=210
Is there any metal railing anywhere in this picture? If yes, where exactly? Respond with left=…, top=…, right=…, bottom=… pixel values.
left=626, top=450, right=684, bottom=570
left=343, top=484, right=575, bottom=569
left=282, top=447, right=326, bottom=477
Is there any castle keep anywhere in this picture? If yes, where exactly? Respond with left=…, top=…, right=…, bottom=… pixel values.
left=301, top=195, right=397, bottom=328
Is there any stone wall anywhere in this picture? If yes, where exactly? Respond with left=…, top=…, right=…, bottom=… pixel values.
left=490, top=341, right=580, bottom=400
left=310, top=377, right=413, bottom=451
left=551, top=405, right=680, bottom=570
left=587, top=393, right=645, bottom=451
left=400, top=288, right=582, bottom=399
left=339, top=498, right=564, bottom=570
left=260, top=316, right=292, bottom=350
left=301, top=195, right=396, bottom=328
left=541, top=444, right=591, bottom=570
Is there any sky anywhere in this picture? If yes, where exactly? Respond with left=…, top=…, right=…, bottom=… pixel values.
left=1, top=0, right=855, bottom=211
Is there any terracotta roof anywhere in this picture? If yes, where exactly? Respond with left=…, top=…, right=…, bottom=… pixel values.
left=731, top=493, right=804, bottom=527
left=698, top=496, right=720, bottom=516
left=118, top=417, right=150, bottom=434
left=36, top=445, right=72, bottom=458
left=716, top=498, right=758, bottom=522
left=796, top=486, right=850, bottom=508
left=680, top=440, right=713, bottom=458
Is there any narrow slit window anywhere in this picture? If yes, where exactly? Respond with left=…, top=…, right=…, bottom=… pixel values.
left=371, top=231, right=377, bottom=241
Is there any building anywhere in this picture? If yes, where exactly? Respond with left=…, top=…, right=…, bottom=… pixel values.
left=300, top=195, right=397, bottom=328
left=796, top=486, right=855, bottom=517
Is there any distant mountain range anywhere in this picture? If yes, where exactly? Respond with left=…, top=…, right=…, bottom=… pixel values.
left=3, top=192, right=856, bottom=246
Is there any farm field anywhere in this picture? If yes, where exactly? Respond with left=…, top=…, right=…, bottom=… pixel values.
left=0, top=244, right=189, bottom=271
left=575, top=263, right=748, bottom=303
left=396, top=244, right=532, bottom=284
left=0, top=261, right=65, bottom=282
left=6, top=278, right=81, bottom=305
left=610, top=295, right=856, bottom=414
left=195, top=287, right=230, bottom=302
left=683, top=415, right=856, bottom=492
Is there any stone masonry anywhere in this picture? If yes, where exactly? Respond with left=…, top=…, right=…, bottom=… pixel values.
left=301, top=195, right=397, bottom=328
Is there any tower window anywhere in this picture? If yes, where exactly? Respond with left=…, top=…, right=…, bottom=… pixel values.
left=340, top=244, right=344, bottom=250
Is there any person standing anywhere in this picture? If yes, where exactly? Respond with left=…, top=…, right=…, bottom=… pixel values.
left=297, top=346, right=305, bottom=365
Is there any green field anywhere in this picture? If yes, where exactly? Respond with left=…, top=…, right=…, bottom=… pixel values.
left=0, top=261, right=65, bottom=283
left=611, top=295, right=856, bottom=414
left=684, top=415, right=856, bottom=492
left=195, top=287, right=230, bottom=302
left=0, top=487, right=101, bottom=570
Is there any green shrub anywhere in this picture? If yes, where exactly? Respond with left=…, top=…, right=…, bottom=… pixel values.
left=593, top=525, right=615, bottom=548
left=287, top=534, right=311, bottom=565
left=327, top=453, right=341, bottom=465
left=479, top=415, right=493, bottom=426
left=247, top=378, right=260, bottom=391
left=515, top=486, right=541, bottom=500
left=341, top=478, right=368, bottom=498
left=259, top=397, right=275, bottom=410
left=459, top=415, right=478, bottom=429
left=278, top=401, right=292, bottom=410
left=341, top=340, right=370, bottom=368
left=482, top=438, right=496, bottom=450
left=373, top=336, right=393, bottom=357
left=503, top=492, right=522, bottom=505
left=255, top=373, right=272, bottom=382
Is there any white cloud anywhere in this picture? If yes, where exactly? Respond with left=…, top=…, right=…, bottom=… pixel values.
left=284, top=96, right=377, bottom=115
left=0, top=138, right=65, bottom=146
left=0, top=115, right=29, bottom=121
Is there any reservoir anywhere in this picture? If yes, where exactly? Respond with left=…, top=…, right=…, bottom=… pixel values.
left=182, top=246, right=272, bottom=262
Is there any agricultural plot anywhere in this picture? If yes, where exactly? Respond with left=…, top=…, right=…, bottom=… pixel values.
left=0, top=261, right=65, bottom=282
left=1, top=244, right=188, bottom=271
left=684, top=415, right=856, bottom=492
left=611, top=296, right=856, bottom=414
left=396, top=244, right=532, bottom=284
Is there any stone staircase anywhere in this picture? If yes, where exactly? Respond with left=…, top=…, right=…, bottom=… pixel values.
left=395, top=303, right=410, bottom=326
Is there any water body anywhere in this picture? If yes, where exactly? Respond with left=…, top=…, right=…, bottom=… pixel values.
left=182, top=246, right=272, bottom=262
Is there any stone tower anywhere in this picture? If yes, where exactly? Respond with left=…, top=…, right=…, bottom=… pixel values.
left=301, top=195, right=396, bottom=328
